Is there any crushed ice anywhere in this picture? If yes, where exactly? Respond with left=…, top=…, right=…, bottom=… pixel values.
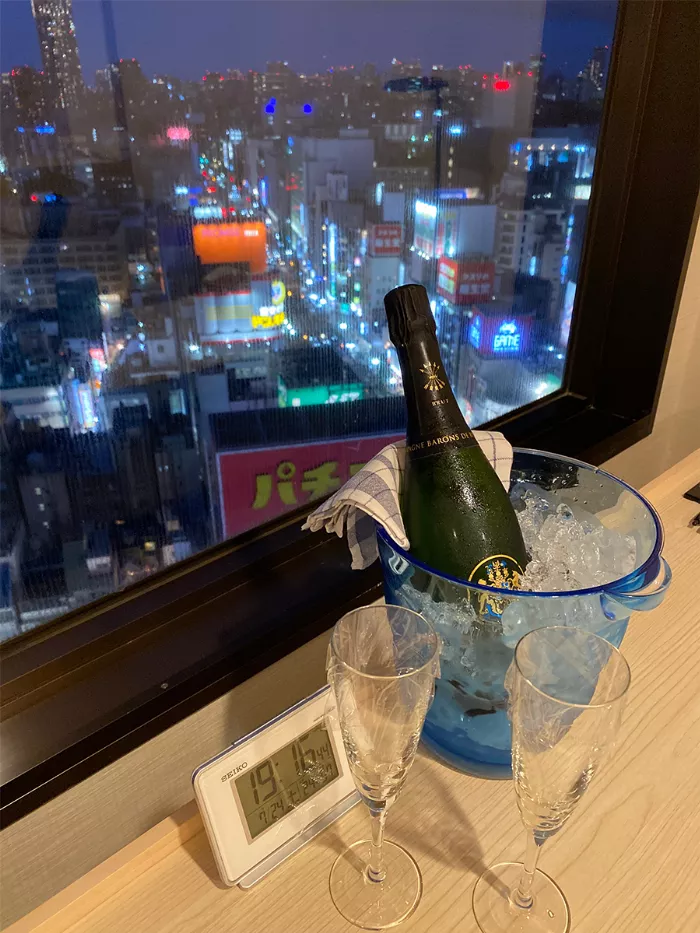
left=516, top=493, right=637, bottom=592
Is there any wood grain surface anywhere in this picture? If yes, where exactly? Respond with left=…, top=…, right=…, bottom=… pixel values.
left=8, top=450, right=700, bottom=933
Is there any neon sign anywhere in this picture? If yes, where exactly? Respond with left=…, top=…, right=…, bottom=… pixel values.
left=252, top=308, right=284, bottom=329
left=167, top=126, right=190, bottom=142
left=492, top=321, right=520, bottom=353
left=271, top=280, right=285, bottom=307
left=468, top=314, right=482, bottom=349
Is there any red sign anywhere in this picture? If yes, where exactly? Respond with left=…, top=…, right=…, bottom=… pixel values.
left=437, top=258, right=458, bottom=300
left=438, top=259, right=495, bottom=305
left=369, top=223, right=402, bottom=257
left=217, top=434, right=403, bottom=539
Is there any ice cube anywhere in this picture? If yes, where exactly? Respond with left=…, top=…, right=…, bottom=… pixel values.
left=516, top=500, right=637, bottom=592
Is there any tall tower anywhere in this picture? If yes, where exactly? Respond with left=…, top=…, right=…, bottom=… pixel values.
left=31, top=0, right=84, bottom=112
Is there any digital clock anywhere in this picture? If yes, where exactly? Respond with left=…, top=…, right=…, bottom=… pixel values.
left=193, top=685, right=358, bottom=887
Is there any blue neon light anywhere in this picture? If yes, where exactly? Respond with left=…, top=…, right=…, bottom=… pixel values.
left=17, top=127, right=25, bottom=133
left=35, top=124, right=55, bottom=135
left=492, top=320, right=521, bottom=354
left=265, top=98, right=276, bottom=114
left=448, top=125, right=464, bottom=136
left=468, top=315, right=482, bottom=349
left=302, top=103, right=313, bottom=114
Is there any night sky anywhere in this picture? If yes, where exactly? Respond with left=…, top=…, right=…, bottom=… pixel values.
left=1, top=0, right=618, bottom=83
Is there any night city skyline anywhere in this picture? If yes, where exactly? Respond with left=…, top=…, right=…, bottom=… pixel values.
left=1, top=0, right=615, bottom=639
left=1, top=0, right=618, bottom=82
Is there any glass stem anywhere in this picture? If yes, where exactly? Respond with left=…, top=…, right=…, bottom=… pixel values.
left=511, top=831, right=544, bottom=910
left=367, top=802, right=388, bottom=883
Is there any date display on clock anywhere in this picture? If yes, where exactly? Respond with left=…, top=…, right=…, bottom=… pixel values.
left=235, top=722, right=340, bottom=841
left=193, top=686, right=358, bottom=887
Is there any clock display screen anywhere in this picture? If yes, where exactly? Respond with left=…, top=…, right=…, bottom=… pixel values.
left=233, top=721, right=340, bottom=841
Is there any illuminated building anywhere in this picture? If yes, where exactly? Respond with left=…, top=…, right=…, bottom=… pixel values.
left=434, top=256, right=495, bottom=382
left=0, top=228, right=127, bottom=310
left=288, top=135, right=375, bottom=257
left=92, top=159, right=139, bottom=206
left=478, top=72, right=536, bottom=130
left=412, top=199, right=496, bottom=261
left=8, top=66, right=46, bottom=126
left=508, top=137, right=596, bottom=189
left=496, top=201, right=566, bottom=274
left=389, top=59, right=422, bottom=79
left=261, top=61, right=296, bottom=102
left=366, top=223, right=403, bottom=312
left=577, top=46, right=609, bottom=102
left=31, top=0, right=84, bottom=112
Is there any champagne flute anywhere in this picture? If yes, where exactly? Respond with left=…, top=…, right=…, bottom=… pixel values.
left=326, top=604, right=439, bottom=930
left=473, top=625, right=631, bottom=933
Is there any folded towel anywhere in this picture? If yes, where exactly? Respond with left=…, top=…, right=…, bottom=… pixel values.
left=303, top=431, right=513, bottom=569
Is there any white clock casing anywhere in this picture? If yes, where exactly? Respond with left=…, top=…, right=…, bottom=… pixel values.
left=192, top=684, right=359, bottom=887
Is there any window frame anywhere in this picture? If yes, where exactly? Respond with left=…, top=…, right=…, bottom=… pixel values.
left=1, top=0, right=698, bottom=829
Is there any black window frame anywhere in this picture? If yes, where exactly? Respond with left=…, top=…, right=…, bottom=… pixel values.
left=1, top=0, right=699, bottom=829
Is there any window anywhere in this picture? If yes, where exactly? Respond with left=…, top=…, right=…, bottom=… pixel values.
left=0, top=0, right=697, bottom=833
left=0, top=0, right=676, bottom=641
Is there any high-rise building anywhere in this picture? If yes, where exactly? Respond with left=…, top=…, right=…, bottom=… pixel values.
left=577, top=45, right=609, bottom=102
left=55, top=270, right=102, bottom=341
left=8, top=66, right=47, bottom=126
left=31, top=0, right=84, bottom=113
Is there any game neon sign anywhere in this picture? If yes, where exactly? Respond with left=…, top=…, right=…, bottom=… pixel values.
left=492, top=320, right=521, bottom=353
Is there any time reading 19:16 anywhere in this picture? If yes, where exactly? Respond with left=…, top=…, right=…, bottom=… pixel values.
left=233, top=722, right=340, bottom=841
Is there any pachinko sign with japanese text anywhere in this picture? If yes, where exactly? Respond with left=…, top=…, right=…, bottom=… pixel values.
left=217, top=434, right=403, bottom=539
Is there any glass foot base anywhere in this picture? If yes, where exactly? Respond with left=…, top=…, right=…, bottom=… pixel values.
left=329, top=840, right=422, bottom=930
left=472, top=861, right=570, bottom=933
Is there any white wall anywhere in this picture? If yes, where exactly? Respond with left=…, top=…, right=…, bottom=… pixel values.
left=603, top=209, right=700, bottom=488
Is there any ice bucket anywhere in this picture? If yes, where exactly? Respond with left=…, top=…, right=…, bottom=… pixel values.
left=377, top=448, right=671, bottom=778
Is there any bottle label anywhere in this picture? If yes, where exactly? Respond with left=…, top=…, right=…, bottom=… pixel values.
left=468, top=555, right=524, bottom=619
left=406, top=431, right=479, bottom=460
left=418, top=361, right=446, bottom=392
left=468, top=555, right=524, bottom=589
left=469, top=554, right=523, bottom=590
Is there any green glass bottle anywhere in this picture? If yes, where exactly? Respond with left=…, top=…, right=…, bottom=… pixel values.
left=384, top=283, right=528, bottom=587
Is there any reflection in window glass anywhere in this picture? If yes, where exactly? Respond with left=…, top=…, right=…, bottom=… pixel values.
left=0, top=1, right=617, bottom=639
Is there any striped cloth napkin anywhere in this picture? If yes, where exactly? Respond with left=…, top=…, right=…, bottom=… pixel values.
left=303, top=431, right=513, bottom=569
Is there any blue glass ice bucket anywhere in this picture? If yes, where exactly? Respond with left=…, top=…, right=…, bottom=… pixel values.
left=377, top=448, right=671, bottom=778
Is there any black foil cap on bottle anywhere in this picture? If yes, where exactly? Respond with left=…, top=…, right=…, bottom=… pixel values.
left=384, top=284, right=436, bottom=347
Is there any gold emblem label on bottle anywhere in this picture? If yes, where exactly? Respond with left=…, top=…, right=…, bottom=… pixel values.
left=419, top=361, right=446, bottom=391
left=468, top=555, right=523, bottom=588
left=468, top=555, right=524, bottom=619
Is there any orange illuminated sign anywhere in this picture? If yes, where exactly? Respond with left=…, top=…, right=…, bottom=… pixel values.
left=193, top=222, right=267, bottom=273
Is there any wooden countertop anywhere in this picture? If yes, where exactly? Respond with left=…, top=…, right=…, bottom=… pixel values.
left=9, top=451, right=700, bottom=933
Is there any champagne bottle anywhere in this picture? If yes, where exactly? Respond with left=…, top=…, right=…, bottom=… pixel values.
left=384, top=283, right=528, bottom=587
